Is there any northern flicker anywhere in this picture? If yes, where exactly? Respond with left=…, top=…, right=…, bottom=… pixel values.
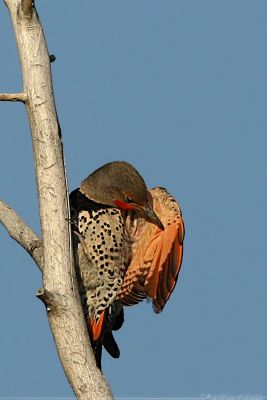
left=70, top=161, right=184, bottom=369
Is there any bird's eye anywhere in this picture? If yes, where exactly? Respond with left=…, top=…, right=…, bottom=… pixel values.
left=125, top=195, right=133, bottom=203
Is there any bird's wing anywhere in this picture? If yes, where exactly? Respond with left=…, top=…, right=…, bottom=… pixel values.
left=118, top=187, right=185, bottom=313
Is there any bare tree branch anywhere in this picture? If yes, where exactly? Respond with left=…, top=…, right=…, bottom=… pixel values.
left=2, top=1, right=114, bottom=398
left=0, top=200, right=43, bottom=269
left=0, top=93, right=27, bottom=102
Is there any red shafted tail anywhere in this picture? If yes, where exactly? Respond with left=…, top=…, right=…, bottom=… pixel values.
left=87, top=308, right=122, bottom=370
left=88, top=311, right=105, bottom=342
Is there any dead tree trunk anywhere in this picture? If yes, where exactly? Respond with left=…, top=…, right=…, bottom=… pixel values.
left=0, top=1, right=113, bottom=398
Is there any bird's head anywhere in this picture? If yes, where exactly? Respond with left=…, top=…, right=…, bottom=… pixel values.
left=80, top=161, right=164, bottom=230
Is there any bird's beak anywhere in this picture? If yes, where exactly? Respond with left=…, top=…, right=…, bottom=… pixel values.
left=139, top=204, right=164, bottom=230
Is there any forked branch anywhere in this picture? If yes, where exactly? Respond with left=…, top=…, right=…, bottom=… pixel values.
left=1, top=0, right=113, bottom=398
left=0, top=200, right=43, bottom=269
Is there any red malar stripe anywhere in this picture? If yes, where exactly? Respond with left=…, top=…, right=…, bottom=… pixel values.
left=114, top=199, right=135, bottom=210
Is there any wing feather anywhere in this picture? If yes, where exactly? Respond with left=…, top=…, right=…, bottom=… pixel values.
left=118, top=187, right=185, bottom=312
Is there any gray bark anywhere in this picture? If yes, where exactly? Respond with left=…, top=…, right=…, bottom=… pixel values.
left=0, top=1, right=113, bottom=398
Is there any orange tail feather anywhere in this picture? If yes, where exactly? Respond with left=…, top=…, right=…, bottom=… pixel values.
left=88, top=311, right=105, bottom=342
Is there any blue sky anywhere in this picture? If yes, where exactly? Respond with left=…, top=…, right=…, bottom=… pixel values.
left=0, top=1, right=267, bottom=398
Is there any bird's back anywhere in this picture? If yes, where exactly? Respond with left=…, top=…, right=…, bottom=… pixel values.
left=119, top=186, right=185, bottom=313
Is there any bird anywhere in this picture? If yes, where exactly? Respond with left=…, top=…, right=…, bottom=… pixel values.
left=69, top=161, right=184, bottom=370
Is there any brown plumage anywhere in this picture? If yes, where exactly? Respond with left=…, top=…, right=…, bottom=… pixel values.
left=70, top=161, right=163, bottom=369
left=118, top=187, right=184, bottom=313
left=70, top=161, right=184, bottom=369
